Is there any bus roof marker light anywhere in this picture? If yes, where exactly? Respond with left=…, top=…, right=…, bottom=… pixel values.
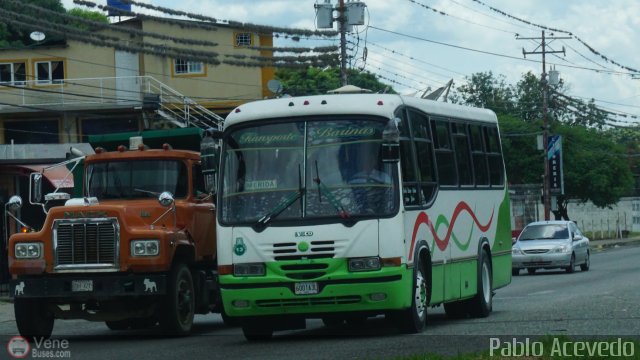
left=288, top=101, right=295, bottom=107
left=321, top=100, right=327, bottom=105
left=303, top=100, right=310, bottom=105
left=117, top=145, right=126, bottom=152
left=377, top=100, right=384, bottom=106
left=234, top=108, right=241, bottom=113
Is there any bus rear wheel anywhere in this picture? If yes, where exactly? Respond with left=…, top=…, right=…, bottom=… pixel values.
left=468, top=250, right=492, bottom=318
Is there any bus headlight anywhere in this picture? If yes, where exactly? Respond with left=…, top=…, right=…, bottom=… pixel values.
left=131, top=240, right=160, bottom=256
left=348, top=257, right=381, bottom=272
left=233, top=263, right=266, bottom=277
left=15, top=242, right=43, bottom=259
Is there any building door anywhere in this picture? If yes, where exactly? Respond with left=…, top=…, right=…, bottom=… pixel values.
left=115, top=50, right=141, bottom=104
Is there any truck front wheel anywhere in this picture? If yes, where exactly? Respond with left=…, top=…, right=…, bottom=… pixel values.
left=15, top=298, right=54, bottom=341
left=160, top=263, right=195, bottom=336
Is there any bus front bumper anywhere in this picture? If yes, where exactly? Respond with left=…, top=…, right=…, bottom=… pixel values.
left=220, top=267, right=412, bottom=318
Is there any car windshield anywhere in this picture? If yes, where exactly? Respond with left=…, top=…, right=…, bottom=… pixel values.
left=86, top=160, right=188, bottom=200
left=518, top=224, right=569, bottom=241
left=220, top=117, right=398, bottom=225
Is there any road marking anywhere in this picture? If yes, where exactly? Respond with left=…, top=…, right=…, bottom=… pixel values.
left=527, top=290, right=554, bottom=296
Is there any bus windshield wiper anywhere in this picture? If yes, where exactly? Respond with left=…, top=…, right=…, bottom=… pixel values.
left=252, top=164, right=304, bottom=232
left=314, top=161, right=352, bottom=224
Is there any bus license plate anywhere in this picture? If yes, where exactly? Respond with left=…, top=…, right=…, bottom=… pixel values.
left=294, top=282, right=318, bottom=295
left=71, top=280, right=93, bottom=292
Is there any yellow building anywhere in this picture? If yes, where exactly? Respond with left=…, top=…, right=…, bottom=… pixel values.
left=0, top=17, right=274, bottom=145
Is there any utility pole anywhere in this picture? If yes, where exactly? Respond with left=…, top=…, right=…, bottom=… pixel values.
left=519, top=30, right=570, bottom=220
left=314, top=1, right=366, bottom=87
left=338, top=0, right=348, bottom=86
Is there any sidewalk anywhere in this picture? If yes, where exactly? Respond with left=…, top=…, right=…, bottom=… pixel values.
left=0, top=236, right=638, bottom=325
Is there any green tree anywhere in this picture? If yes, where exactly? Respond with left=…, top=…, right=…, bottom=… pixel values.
left=0, top=2, right=108, bottom=48
left=454, top=71, right=634, bottom=211
left=275, top=67, right=395, bottom=96
left=450, top=71, right=515, bottom=115
left=0, top=0, right=66, bottom=48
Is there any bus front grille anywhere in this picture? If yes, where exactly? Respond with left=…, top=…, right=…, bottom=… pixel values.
left=272, top=240, right=335, bottom=261
left=53, top=218, right=119, bottom=269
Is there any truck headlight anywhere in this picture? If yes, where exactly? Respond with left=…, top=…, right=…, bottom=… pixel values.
left=348, top=257, right=381, bottom=272
left=15, top=242, right=43, bottom=259
left=131, top=240, right=160, bottom=256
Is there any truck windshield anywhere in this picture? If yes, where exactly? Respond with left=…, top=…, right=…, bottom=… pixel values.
left=86, top=160, right=188, bottom=200
left=220, top=117, right=398, bottom=225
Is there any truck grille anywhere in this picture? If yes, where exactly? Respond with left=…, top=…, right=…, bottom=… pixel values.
left=53, top=218, right=119, bottom=269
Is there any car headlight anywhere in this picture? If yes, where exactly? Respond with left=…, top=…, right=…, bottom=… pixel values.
left=15, top=242, right=43, bottom=259
left=234, top=263, right=266, bottom=276
left=348, top=257, right=381, bottom=272
left=512, top=247, right=524, bottom=255
left=550, top=245, right=570, bottom=253
left=130, top=240, right=160, bottom=257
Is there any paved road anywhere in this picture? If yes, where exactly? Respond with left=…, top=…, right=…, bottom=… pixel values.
left=1, top=244, right=639, bottom=359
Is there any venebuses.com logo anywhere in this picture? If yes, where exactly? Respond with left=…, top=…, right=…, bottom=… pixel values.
left=6, top=336, right=71, bottom=359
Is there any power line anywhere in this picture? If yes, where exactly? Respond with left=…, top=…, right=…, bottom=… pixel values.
left=75, top=0, right=338, bottom=38
left=469, top=0, right=640, bottom=74
left=406, top=0, right=518, bottom=35
left=368, top=25, right=636, bottom=76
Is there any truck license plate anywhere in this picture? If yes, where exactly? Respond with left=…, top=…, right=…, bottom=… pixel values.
left=294, top=282, right=318, bottom=295
left=71, top=280, right=93, bottom=292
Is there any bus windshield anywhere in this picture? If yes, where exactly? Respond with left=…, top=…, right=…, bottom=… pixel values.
left=220, top=118, right=398, bottom=225
left=86, top=160, right=188, bottom=200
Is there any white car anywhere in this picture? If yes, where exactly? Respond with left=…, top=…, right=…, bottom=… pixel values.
left=512, top=220, right=590, bottom=275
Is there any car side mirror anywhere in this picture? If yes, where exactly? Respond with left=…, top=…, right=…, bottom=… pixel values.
left=573, top=234, right=582, bottom=241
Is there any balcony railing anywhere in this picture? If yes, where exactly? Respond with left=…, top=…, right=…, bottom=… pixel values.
left=0, top=76, right=223, bottom=130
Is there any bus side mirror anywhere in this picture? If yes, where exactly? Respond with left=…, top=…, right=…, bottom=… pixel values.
left=29, top=173, right=43, bottom=204
left=201, top=129, right=222, bottom=194
left=382, top=118, right=400, bottom=163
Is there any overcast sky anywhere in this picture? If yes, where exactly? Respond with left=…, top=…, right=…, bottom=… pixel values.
left=62, top=0, right=640, bottom=122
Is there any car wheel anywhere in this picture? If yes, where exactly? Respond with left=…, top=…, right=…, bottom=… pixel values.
left=565, top=254, right=576, bottom=273
left=527, top=268, right=536, bottom=275
left=468, top=250, right=492, bottom=318
left=580, top=251, right=590, bottom=271
left=512, top=268, right=520, bottom=276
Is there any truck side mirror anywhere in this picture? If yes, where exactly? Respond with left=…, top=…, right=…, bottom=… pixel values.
left=201, top=129, right=222, bottom=195
left=29, top=173, right=43, bottom=204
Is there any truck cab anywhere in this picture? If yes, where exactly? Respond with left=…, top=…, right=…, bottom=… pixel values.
left=7, top=140, right=219, bottom=339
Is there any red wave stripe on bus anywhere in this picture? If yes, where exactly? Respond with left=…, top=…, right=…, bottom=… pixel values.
left=408, top=201, right=495, bottom=260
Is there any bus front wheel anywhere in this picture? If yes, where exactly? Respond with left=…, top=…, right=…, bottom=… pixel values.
left=394, top=257, right=428, bottom=333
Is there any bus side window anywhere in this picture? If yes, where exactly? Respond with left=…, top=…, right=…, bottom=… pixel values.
left=431, top=119, right=456, bottom=186
left=452, top=122, right=473, bottom=186
left=470, top=124, right=489, bottom=186
left=484, top=126, right=504, bottom=187
left=407, top=109, right=437, bottom=206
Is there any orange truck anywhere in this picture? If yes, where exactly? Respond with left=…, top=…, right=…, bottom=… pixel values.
left=6, top=136, right=222, bottom=339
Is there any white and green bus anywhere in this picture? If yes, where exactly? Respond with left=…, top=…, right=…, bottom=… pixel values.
left=214, top=90, right=512, bottom=340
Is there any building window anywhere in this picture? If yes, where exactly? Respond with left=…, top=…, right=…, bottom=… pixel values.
left=4, top=119, right=59, bottom=144
left=234, top=32, right=253, bottom=47
left=173, top=59, right=204, bottom=75
left=35, top=60, right=64, bottom=85
left=0, top=62, right=27, bottom=86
